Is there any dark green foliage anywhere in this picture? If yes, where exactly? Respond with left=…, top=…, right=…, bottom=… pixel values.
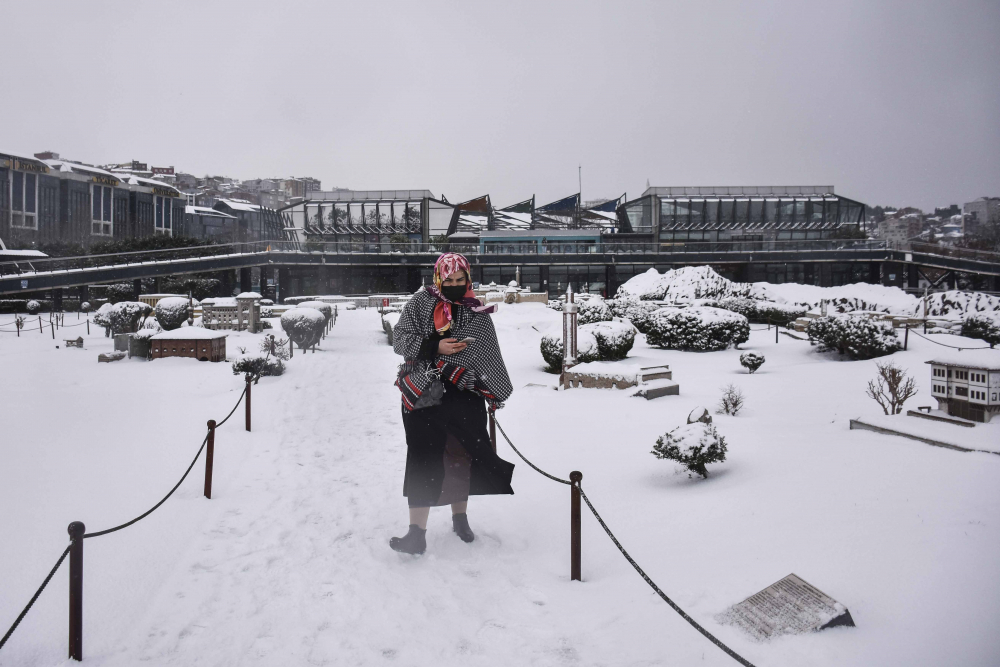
left=109, top=302, right=153, bottom=335
left=540, top=336, right=565, bottom=372
left=739, top=352, right=765, bottom=374
left=26, top=300, right=41, bottom=315
left=717, top=297, right=807, bottom=326
left=159, top=277, right=224, bottom=300
left=806, top=315, right=900, bottom=360
left=645, top=307, right=750, bottom=351
left=589, top=321, right=636, bottom=360
left=961, top=314, right=1000, bottom=348
left=652, top=422, right=728, bottom=478
left=106, top=283, right=136, bottom=304
left=280, top=309, right=326, bottom=349
left=154, top=297, right=190, bottom=331
left=90, top=236, right=218, bottom=255
left=232, top=355, right=285, bottom=378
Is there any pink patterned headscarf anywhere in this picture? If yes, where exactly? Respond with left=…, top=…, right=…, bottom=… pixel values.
left=430, top=252, right=496, bottom=332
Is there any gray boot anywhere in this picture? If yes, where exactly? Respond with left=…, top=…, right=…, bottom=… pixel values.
left=390, top=524, right=427, bottom=555
left=452, top=513, right=475, bottom=543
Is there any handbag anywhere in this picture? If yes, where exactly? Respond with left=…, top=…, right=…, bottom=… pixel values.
left=398, top=362, right=446, bottom=410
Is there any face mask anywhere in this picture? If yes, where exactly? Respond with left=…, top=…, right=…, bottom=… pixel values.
left=441, top=284, right=467, bottom=302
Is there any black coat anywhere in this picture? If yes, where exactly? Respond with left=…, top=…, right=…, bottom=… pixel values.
left=394, top=290, right=515, bottom=507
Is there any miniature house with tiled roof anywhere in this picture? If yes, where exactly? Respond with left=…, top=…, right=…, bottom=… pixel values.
left=926, top=351, right=1000, bottom=423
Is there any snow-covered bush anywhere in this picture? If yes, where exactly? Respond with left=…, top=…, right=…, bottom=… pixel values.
left=716, top=297, right=807, bottom=325
left=739, top=352, right=765, bottom=374
left=806, top=314, right=900, bottom=360
left=80, top=301, right=91, bottom=313
left=232, top=354, right=285, bottom=378
left=577, top=297, right=613, bottom=324
left=618, top=266, right=751, bottom=302
left=547, top=299, right=563, bottom=312
left=109, top=301, right=153, bottom=335
left=587, top=319, right=637, bottom=361
left=919, top=290, right=1000, bottom=319
left=540, top=329, right=599, bottom=372
left=297, top=301, right=333, bottom=327
left=961, top=313, right=1000, bottom=348
left=280, top=307, right=326, bottom=349
left=106, top=282, right=135, bottom=304
left=652, top=422, right=728, bottom=478
left=717, top=384, right=745, bottom=415
left=260, top=298, right=274, bottom=306
left=154, top=296, right=189, bottom=331
left=26, top=299, right=40, bottom=315
left=140, top=317, right=163, bottom=333
left=645, top=307, right=750, bottom=351
left=261, top=307, right=274, bottom=318
left=93, top=302, right=113, bottom=336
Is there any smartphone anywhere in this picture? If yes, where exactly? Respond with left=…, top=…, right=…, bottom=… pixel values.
left=459, top=337, right=476, bottom=344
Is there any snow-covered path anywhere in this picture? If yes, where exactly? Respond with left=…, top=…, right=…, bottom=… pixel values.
left=3, top=305, right=999, bottom=666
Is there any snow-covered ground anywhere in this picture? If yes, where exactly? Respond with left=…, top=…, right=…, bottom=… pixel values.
left=2, top=304, right=999, bottom=666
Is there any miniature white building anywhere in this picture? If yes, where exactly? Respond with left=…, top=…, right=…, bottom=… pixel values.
left=926, top=351, right=1000, bottom=423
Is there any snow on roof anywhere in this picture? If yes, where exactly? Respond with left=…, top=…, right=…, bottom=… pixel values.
left=186, top=205, right=236, bottom=218
left=925, top=350, right=1000, bottom=371
left=236, top=292, right=262, bottom=299
left=217, top=198, right=260, bottom=212
left=124, top=175, right=181, bottom=195
left=42, top=159, right=120, bottom=181
left=151, top=328, right=228, bottom=340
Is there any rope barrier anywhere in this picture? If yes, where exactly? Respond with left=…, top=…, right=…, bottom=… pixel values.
left=493, top=417, right=756, bottom=666
left=1, top=369, right=259, bottom=653
left=0, top=546, right=71, bottom=652
left=907, top=328, right=993, bottom=351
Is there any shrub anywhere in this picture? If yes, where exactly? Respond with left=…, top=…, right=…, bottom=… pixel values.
left=588, top=319, right=637, bottom=360
left=540, top=328, right=599, bottom=373
left=297, top=300, right=333, bottom=328
left=717, top=384, right=745, bottom=415
left=621, top=299, right=663, bottom=334
left=716, top=297, right=807, bottom=325
left=26, top=300, right=41, bottom=315
left=232, top=354, right=285, bottom=378
left=261, top=307, right=274, bottom=318
left=106, top=283, right=135, bottom=304
left=645, top=306, right=750, bottom=351
left=93, top=302, right=113, bottom=336
left=280, top=307, right=326, bottom=349
left=259, top=336, right=291, bottom=360
left=652, top=422, right=728, bottom=478
left=739, top=352, right=765, bottom=374
left=260, top=298, right=274, bottom=306
left=109, top=301, right=153, bottom=335
left=80, top=301, right=92, bottom=313
left=0, top=300, right=28, bottom=314
left=961, top=313, right=1000, bottom=348
left=806, top=314, right=899, bottom=360
left=577, top=297, right=613, bottom=324
left=154, top=296, right=190, bottom=331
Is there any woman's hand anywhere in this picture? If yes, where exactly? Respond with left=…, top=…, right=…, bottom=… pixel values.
left=437, top=338, right=468, bottom=355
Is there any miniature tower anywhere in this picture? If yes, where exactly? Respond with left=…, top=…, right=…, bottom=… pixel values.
left=515, top=265, right=521, bottom=287
left=562, top=284, right=579, bottom=387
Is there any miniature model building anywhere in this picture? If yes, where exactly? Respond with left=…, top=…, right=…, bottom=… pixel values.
left=150, top=329, right=227, bottom=362
left=926, top=351, right=1000, bottom=423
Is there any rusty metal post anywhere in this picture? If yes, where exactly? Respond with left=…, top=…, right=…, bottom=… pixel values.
left=570, top=471, right=582, bottom=581
left=904, top=325, right=909, bottom=351
left=775, top=319, right=779, bottom=344
left=204, top=420, right=216, bottom=499
left=86, top=317, right=90, bottom=335
left=67, top=521, right=85, bottom=661
left=489, top=410, right=496, bottom=452
left=245, top=376, right=252, bottom=432
left=39, top=316, right=43, bottom=333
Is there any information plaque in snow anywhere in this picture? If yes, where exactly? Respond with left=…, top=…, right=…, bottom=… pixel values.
left=716, top=573, right=855, bottom=642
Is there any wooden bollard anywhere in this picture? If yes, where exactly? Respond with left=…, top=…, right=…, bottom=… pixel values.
left=904, top=326, right=909, bottom=351
left=39, top=316, right=43, bottom=333
left=86, top=317, right=90, bottom=335
left=245, top=376, right=252, bottom=432
left=67, top=521, right=85, bottom=661
left=489, top=410, right=496, bottom=452
left=204, top=420, right=216, bottom=499
left=570, top=471, right=582, bottom=581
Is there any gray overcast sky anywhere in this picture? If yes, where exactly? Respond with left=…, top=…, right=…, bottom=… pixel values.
left=2, top=0, right=998, bottom=211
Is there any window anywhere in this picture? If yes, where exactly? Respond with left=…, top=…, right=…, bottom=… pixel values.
left=91, top=186, right=113, bottom=235
left=154, top=196, right=172, bottom=236
left=955, top=387, right=968, bottom=397
left=11, top=171, right=38, bottom=229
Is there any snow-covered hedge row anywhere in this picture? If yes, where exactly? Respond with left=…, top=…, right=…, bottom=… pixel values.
left=540, top=319, right=636, bottom=371
left=617, top=266, right=752, bottom=301
left=806, top=314, right=899, bottom=359
left=919, top=290, right=1000, bottom=318
left=577, top=297, right=613, bottom=324
left=154, top=297, right=189, bottom=331
left=298, top=300, right=333, bottom=326
left=608, top=296, right=663, bottom=333
left=961, top=313, right=1000, bottom=347
left=645, top=307, right=749, bottom=351
left=280, top=308, right=326, bottom=349
left=715, top=297, right=808, bottom=326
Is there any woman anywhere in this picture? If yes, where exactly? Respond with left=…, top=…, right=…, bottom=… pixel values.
left=390, top=252, right=515, bottom=555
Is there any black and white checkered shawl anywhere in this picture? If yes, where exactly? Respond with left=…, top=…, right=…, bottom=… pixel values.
left=393, top=288, right=513, bottom=410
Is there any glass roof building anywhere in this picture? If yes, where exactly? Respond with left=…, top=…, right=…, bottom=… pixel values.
left=617, top=186, right=867, bottom=243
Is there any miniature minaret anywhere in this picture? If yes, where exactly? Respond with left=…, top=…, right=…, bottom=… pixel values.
left=562, top=284, right=579, bottom=382
left=515, top=265, right=521, bottom=287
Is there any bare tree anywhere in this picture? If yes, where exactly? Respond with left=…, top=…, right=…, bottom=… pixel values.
left=866, top=360, right=918, bottom=415
left=717, top=384, right=745, bottom=416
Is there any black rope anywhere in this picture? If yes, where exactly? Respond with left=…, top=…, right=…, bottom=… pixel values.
left=494, top=416, right=756, bottom=667
left=215, top=385, right=248, bottom=428
left=907, top=328, right=993, bottom=351
left=577, top=485, right=756, bottom=667
left=83, top=433, right=210, bottom=539
left=0, top=546, right=71, bottom=652
left=493, top=418, right=571, bottom=485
